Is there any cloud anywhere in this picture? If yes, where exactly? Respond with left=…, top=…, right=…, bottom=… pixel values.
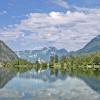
left=51, top=0, right=69, bottom=9
left=51, top=0, right=100, bottom=10
left=0, top=10, right=7, bottom=15
left=0, top=9, right=100, bottom=51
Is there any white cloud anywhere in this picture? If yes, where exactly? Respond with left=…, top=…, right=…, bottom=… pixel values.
left=0, top=10, right=7, bottom=15
left=0, top=9, right=100, bottom=51
left=51, top=0, right=69, bottom=9
left=49, top=11, right=62, bottom=19
left=66, top=10, right=71, bottom=15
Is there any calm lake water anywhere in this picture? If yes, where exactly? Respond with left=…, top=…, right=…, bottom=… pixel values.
left=0, top=68, right=100, bottom=100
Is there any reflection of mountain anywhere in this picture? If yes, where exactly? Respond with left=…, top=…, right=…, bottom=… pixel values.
left=80, top=76, right=100, bottom=94
left=20, top=69, right=100, bottom=93
left=18, top=69, right=67, bottom=82
left=0, top=68, right=15, bottom=88
left=16, top=47, right=68, bottom=62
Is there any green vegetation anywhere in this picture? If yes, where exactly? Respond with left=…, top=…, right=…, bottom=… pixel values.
left=32, top=52, right=100, bottom=78
left=0, top=59, right=34, bottom=73
left=48, top=52, right=100, bottom=71
left=1, top=52, right=100, bottom=75
left=48, top=52, right=100, bottom=79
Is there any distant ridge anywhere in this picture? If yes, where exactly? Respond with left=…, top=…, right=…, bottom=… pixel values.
left=16, top=47, right=68, bottom=62
left=16, top=35, right=100, bottom=61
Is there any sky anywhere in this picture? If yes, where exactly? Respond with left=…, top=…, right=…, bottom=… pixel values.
left=0, top=0, right=100, bottom=51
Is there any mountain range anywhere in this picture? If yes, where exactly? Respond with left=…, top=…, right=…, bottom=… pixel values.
left=16, top=47, right=68, bottom=62
left=0, top=35, right=100, bottom=63
left=16, top=35, right=100, bottom=62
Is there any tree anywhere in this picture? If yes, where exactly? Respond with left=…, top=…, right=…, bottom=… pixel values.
left=93, top=56, right=100, bottom=65
left=60, top=56, right=67, bottom=68
left=41, top=62, right=48, bottom=69
left=35, top=61, right=41, bottom=71
left=55, top=55, right=59, bottom=63
left=49, top=56, right=55, bottom=66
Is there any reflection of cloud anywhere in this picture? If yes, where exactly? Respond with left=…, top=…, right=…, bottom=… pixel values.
left=0, top=9, right=100, bottom=51
left=52, top=77, right=100, bottom=100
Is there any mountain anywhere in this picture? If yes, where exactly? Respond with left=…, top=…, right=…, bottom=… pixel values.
left=16, top=47, right=68, bottom=62
left=0, top=40, right=18, bottom=62
left=16, top=35, right=100, bottom=62
left=76, top=35, right=100, bottom=54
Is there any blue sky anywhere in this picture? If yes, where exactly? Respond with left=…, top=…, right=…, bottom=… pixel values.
left=0, top=0, right=100, bottom=51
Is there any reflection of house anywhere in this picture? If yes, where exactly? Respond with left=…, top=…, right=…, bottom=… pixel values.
left=0, top=62, right=4, bottom=68
left=0, top=62, right=3, bottom=68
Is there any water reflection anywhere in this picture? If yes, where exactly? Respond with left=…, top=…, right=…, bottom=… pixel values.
left=0, top=68, right=15, bottom=88
left=0, top=68, right=100, bottom=100
left=80, top=76, right=100, bottom=93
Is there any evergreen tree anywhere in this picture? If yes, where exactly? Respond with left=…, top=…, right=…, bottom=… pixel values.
left=93, top=56, right=100, bottom=65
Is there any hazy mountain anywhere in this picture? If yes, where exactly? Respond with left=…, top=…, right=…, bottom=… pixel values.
left=16, top=35, right=100, bottom=62
left=0, top=40, right=18, bottom=62
left=76, top=35, right=100, bottom=54
left=16, top=47, right=68, bottom=62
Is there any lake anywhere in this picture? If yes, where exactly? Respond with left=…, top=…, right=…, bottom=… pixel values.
left=0, top=68, right=100, bottom=100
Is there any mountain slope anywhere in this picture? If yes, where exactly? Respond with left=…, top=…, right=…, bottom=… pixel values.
left=0, top=40, right=18, bottom=62
left=77, top=35, right=100, bottom=54
left=16, top=47, right=68, bottom=62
